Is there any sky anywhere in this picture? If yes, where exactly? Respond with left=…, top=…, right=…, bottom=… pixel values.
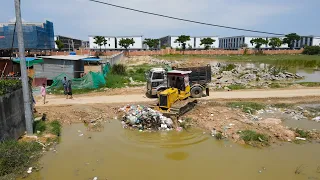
left=1, top=0, right=319, bottom=40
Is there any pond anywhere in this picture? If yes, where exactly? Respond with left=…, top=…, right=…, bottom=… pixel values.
left=24, top=121, right=320, bottom=180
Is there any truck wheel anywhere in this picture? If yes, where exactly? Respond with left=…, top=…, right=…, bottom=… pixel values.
left=191, top=86, right=203, bottom=98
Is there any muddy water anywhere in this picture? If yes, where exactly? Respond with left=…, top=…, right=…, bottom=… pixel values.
left=24, top=121, right=320, bottom=180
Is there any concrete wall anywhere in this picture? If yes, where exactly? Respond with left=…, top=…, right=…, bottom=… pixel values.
left=128, top=49, right=303, bottom=56
left=34, top=59, right=75, bottom=80
left=312, top=37, right=320, bottom=46
left=0, top=89, right=26, bottom=141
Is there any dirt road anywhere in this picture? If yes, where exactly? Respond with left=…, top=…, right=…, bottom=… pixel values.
left=37, top=88, right=320, bottom=106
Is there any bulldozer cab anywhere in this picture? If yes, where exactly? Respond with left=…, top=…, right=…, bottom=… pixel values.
left=158, top=70, right=192, bottom=110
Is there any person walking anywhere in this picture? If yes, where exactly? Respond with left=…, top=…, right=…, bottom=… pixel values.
left=66, top=80, right=73, bottom=99
left=40, top=83, right=46, bottom=104
left=62, top=76, right=68, bottom=99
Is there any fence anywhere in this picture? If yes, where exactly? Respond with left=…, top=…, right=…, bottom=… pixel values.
left=128, top=49, right=304, bottom=56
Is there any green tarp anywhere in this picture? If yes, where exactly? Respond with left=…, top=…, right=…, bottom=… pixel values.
left=13, top=58, right=44, bottom=67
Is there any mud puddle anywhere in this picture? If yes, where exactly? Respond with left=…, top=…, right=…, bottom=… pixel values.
left=24, top=121, right=320, bottom=180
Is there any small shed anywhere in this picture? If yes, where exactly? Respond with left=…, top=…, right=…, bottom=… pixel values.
left=34, top=55, right=87, bottom=84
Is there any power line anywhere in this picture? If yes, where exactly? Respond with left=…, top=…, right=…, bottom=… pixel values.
left=88, top=0, right=285, bottom=36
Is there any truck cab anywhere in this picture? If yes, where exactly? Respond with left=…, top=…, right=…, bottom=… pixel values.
left=146, top=68, right=167, bottom=96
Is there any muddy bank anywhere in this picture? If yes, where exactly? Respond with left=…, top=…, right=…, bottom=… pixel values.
left=36, top=97, right=320, bottom=147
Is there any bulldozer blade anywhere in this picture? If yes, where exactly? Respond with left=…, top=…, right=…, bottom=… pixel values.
left=178, top=100, right=198, bottom=116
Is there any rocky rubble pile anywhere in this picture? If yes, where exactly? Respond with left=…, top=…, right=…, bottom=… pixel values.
left=209, top=63, right=304, bottom=88
left=119, top=105, right=174, bottom=131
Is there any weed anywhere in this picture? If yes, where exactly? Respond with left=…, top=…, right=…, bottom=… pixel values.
left=111, top=64, right=126, bottom=75
left=295, top=129, right=311, bottom=138
left=297, top=82, right=320, bottom=87
left=215, top=132, right=223, bottom=140
left=272, top=103, right=294, bottom=109
left=270, top=83, right=281, bottom=88
left=227, top=102, right=265, bottom=114
left=33, top=121, right=46, bottom=134
left=295, top=164, right=305, bottom=174
left=240, top=130, right=268, bottom=144
left=0, top=141, right=42, bottom=177
left=105, top=74, right=129, bottom=88
left=220, top=64, right=236, bottom=72
left=227, top=84, right=246, bottom=90
left=49, top=120, right=62, bottom=136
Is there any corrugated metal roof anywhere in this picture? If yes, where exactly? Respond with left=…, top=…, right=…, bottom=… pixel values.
left=39, top=55, right=94, bottom=61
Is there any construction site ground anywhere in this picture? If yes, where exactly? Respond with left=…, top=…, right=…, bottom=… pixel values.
left=35, top=87, right=320, bottom=146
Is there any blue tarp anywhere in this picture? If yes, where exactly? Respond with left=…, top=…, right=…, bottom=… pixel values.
left=82, top=57, right=100, bottom=62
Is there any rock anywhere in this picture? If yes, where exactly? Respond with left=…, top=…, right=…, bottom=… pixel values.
left=224, top=86, right=231, bottom=91
left=312, top=116, right=320, bottom=122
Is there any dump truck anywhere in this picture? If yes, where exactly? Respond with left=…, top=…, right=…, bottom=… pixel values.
left=146, top=65, right=211, bottom=98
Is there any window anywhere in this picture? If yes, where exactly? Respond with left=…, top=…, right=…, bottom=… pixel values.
left=152, top=72, right=164, bottom=80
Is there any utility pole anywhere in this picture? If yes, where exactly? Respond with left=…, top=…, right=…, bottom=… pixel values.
left=14, top=0, right=33, bottom=135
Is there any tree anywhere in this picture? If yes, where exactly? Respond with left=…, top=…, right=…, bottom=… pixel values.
left=268, top=37, right=283, bottom=49
left=143, top=38, right=160, bottom=50
left=93, top=36, right=105, bottom=51
left=119, top=38, right=135, bottom=56
left=250, top=38, right=269, bottom=50
left=200, top=37, right=216, bottom=50
left=55, top=40, right=64, bottom=51
left=102, top=37, right=108, bottom=51
left=283, top=33, right=301, bottom=49
left=175, top=35, right=190, bottom=54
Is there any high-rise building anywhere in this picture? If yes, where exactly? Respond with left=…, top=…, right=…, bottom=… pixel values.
left=0, top=20, right=54, bottom=50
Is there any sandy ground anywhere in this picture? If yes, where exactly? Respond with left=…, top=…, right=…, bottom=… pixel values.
left=37, top=88, right=320, bottom=106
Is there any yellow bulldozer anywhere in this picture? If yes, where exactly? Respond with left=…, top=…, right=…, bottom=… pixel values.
left=154, top=70, right=198, bottom=118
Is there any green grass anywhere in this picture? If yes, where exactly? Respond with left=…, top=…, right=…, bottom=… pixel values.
left=269, top=83, right=282, bottom=88
left=227, top=102, right=266, bottom=114
left=295, top=129, right=311, bottom=139
left=215, top=132, right=223, bottom=140
left=272, top=103, right=294, bottom=109
left=220, top=64, right=236, bottom=72
left=297, top=82, right=320, bottom=87
left=227, top=84, right=246, bottom=90
left=0, top=141, right=42, bottom=177
left=105, top=74, right=129, bottom=88
left=33, top=121, right=46, bottom=134
left=240, top=130, right=269, bottom=145
left=49, top=120, right=62, bottom=136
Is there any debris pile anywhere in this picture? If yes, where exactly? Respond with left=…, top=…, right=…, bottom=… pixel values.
left=119, top=105, right=174, bottom=131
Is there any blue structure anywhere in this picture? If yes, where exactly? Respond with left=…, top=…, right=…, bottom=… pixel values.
left=0, top=20, right=54, bottom=50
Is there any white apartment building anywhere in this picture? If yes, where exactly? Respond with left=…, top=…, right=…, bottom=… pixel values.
left=194, top=36, right=219, bottom=49
left=89, top=36, right=116, bottom=50
left=116, top=36, right=143, bottom=49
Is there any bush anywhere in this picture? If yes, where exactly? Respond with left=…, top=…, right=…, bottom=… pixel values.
left=111, top=64, right=126, bottom=75
left=295, top=129, right=311, bottom=138
left=220, top=64, right=236, bottom=72
left=50, top=120, right=62, bottom=136
left=33, top=121, right=46, bottom=133
left=105, top=74, right=129, bottom=88
left=215, top=132, right=223, bottom=140
left=0, top=141, right=42, bottom=176
left=303, top=46, right=320, bottom=55
left=0, top=80, right=22, bottom=96
left=240, top=130, right=268, bottom=143
left=227, top=102, right=265, bottom=114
